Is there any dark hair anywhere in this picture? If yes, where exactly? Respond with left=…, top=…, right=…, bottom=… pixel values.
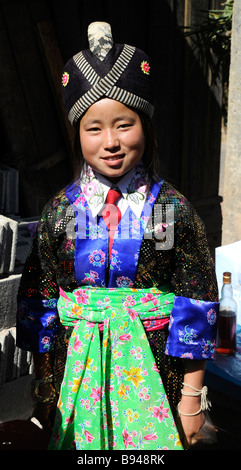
left=72, top=108, right=160, bottom=182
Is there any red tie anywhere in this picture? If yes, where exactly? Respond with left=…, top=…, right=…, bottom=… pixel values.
left=102, top=189, right=121, bottom=259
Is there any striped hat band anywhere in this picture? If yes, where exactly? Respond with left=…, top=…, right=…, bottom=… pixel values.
left=62, top=22, right=154, bottom=125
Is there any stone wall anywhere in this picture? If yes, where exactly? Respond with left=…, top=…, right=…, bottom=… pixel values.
left=0, top=209, right=38, bottom=386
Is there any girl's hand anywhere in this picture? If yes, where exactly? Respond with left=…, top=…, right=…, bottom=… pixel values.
left=178, top=395, right=205, bottom=445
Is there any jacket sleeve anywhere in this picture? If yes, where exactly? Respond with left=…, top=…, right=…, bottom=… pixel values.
left=16, top=200, right=60, bottom=353
left=165, top=199, right=219, bottom=360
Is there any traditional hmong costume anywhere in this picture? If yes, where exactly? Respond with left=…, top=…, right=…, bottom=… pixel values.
left=16, top=22, right=219, bottom=450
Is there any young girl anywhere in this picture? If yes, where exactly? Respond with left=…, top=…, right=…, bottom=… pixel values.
left=16, top=22, right=219, bottom=450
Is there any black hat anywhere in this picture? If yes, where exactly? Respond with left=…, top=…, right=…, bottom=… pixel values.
left=62, top=22, right=154, bottom=125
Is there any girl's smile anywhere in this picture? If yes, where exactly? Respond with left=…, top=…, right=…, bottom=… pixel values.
left=79, top=98, right=145, bottom=181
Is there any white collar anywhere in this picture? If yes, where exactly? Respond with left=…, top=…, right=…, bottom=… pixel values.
left=80, top=163, right=149, bottom=218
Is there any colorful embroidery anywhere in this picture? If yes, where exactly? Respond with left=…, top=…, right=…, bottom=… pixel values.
left=80, top=162, right=150, bottom=217
left=116, top=276, right=134, bottom=287
left=126, top=177, right=145, bottom=204
left=89, top=249, right=106, bottom=266
left=207, top=308, right=217, bottom=325
left=165, top=296, right=218, bottom=360
left=110, top=249, right=122, bottom=271
left=81, top=171, right=105, bottom=209
left=141, top=61, right=150, bottom=75
left=81, top=270, right=99, bottom=285
left=66, top=168, right=163, bottom=289
left=62, top=72, right=69, bottom=87
left=16, top=297, right=58, bottom=353
left=179, top=325, right=198, bottom=345
left=201, top=338, right=216, bottom=359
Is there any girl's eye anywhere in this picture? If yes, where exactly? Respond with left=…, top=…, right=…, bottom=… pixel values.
left=88, top=127, right=101, bottom=132
left=118, top=123, right=132, bottom=129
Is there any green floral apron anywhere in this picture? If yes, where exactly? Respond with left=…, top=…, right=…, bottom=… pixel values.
left=48, top=286, right=183, bottom=450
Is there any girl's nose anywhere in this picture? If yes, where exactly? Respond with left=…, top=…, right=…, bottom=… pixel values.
left=103, top=129, right=120, bottom=151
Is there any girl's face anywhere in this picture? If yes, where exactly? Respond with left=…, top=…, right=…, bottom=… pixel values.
left=79, top=98, right=145, bottom=181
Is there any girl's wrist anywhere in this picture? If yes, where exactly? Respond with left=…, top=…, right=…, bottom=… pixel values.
left=178, top=382, right=211, bottom=416
left=178, top=395, right=202, bottom=416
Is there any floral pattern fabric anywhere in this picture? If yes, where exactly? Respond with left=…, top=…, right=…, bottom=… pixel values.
left=66, top=169, right=163, bottom=288
left=79, top=163, right=150, bottom=219
left=16, top=297, right=58, bottom=353
left=49, top=286, right=183, bottom=450
left=165, top=296, right=219, bottom=360
left=16, top=168, right=218, bottom=357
